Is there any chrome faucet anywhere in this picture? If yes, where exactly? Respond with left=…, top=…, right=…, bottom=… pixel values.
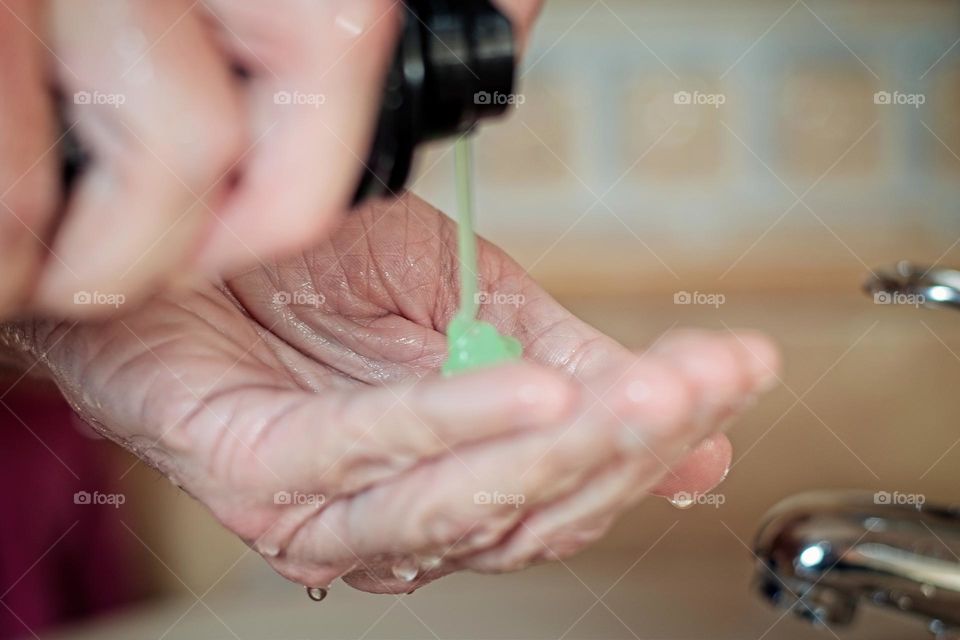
left=753, top=491, right=960, bottom=636
left=753, top=263, right=960, bottom=637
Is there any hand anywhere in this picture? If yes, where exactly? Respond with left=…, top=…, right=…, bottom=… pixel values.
left=0, top=0, right=543, bottom=317
left=4, top=193, right=779, bottom=594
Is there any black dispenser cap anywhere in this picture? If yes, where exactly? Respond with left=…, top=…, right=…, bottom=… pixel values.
left=352, top=0, right=516, bottom=204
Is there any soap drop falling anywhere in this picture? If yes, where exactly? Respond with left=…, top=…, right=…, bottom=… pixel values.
left=668, top=494, right=696, bottom=510
left=391, top=557, right=420, bottom=582
left=305, top=586, right=328, bottom=602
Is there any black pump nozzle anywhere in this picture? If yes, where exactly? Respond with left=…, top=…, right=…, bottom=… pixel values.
left=352, top=0, right=517, bottom=204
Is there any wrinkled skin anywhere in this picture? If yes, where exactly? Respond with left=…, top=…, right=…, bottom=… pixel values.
left=8, top=194, right=779, bottom=594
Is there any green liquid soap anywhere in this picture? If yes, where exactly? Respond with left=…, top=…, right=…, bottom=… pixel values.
left=441, top=138, right=523, bottom=377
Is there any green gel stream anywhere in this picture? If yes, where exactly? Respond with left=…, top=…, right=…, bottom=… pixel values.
left=441, top=138, right=523, bottom=376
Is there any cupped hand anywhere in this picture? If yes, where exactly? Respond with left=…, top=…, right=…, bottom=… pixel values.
left=0, top=0, right=543, bottom=317
left=4, top=193, right=779, bottom=594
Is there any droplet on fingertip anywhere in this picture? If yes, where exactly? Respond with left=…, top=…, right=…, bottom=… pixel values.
left=391, top=557, right=420, bottom=582
left=306, top=586, right=328, bottom=602
left=668, top=493, right=696, bottom=510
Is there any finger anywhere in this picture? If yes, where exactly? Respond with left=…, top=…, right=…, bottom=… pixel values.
left=652, top=328, right=780, bottom=397
left=0, top=0, right=57, bottom=315
left=463, top=332, right=773, bottom=573
left=280, top=423, right=623, bottom=591
left=649, top=433, right=733, bottom=498
left=437, top=342, right=765, bottom=575
left=647, top=330, right=777, bottom=429
left=463, top=462, right=629, bottom=573
left=207, top=363, right=577, bottom=499
left=37, top=0, right=244, bottom=314
left=197, top=0, right=401, bottom=272
left=280, top=355, right=702, bottom=581
left=461, top=435, right=732, bottom=574
left=464, top=364, right=729, bottom=573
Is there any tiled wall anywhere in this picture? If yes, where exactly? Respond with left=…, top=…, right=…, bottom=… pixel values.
left=413, top=0, right=960, bottom=292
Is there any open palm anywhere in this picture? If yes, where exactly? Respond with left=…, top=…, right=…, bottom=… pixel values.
left=20, top=193, right=778, bottom=594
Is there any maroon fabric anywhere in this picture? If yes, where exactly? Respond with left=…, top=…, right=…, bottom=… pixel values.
left=0, top=378, right=142, bottom=638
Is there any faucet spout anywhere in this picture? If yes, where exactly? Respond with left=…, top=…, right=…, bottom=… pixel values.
left=753, top=491, right=960, bottom=634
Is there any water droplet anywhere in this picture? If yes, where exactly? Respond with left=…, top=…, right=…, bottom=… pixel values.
left=391, top=557, right=420, bottom=582
left=257, top=543, right=280, bottom=558
left=305, top=586, right=328, bottom=602
left=420, top=555, right=442, bottom=571
left=922, top=584, right=938, bottom=598
left=897, top=595, right=913, bottom=610
left=668, top=494, right=696, bottom=510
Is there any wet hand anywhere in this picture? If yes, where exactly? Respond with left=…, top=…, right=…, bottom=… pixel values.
left=3, top=193, right=779, bottom=594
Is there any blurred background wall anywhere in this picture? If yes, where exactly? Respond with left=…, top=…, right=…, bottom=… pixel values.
left=54, top=2, right=960, bottom=638
left=417, top=0, right=960, bottom=294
